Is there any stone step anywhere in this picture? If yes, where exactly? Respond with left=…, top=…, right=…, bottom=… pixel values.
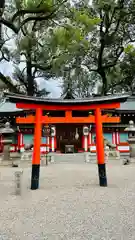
left=51, top=153, right=121, bottom=163
left=53, top=153, right=87, bottom=163
left=0, top=152, right=122, bottom=167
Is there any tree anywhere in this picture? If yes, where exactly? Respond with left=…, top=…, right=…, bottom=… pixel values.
left=2, top=0, right=135, bottom=97
left=0, top=0, right=67, bottom=34
left=62, top=69, right=96, bottom=98
left=102, top=45, right=135, bottom=94
left=61, top=81, right=76, bottom=99
left=0, top=74, right=20, bottom=93
left=116, top=45, right=135, bottom=94
left=50, top=0, right=135, bottom=95
left=0, top=0, right=69, bottom=95
left=12, top=26, right=52, bottom=95
left=49, top=3, right=101, bottom=96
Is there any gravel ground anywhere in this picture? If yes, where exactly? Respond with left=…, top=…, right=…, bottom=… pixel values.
left=0, top=161, right=135, bottom=240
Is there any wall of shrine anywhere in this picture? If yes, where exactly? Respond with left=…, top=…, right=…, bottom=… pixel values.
left=8, top=125, right=129, bottom=154
left=23, top=134, right=47, bottom=144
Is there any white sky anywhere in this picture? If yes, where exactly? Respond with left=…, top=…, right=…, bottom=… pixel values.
left=0, top=61, right=62, bottom=98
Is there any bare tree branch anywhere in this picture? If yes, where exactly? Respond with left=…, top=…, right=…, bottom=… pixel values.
left=20, top=11, right=56, bottom=28
left=0, top=72, right=20, bottom=93
left=31, top=63, right=52, bottom=71
left=12, top=9, right=52, bottom=22
left=12, top=0, right=67, bottom=22
left=1, top=0, right=67, bottom=34
left=103, top=47, right=124, bottom=69
left=0, top=18, right=18, bottom=33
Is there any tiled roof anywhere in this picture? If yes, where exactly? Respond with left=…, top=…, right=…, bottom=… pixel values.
left=0, top=100, right=23, bottom=113
left=117, top=96, right=135, bottom=111
left=4, top=92, right=129, bottom=105
left=0, top=93, right=133, bottom=113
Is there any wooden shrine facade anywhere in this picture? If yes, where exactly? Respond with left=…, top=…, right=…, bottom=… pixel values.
left=16, top=111, right=120, bottom=153
left=0, top=96, right=133, bottom=154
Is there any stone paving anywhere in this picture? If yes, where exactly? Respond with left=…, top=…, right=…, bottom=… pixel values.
left=0, top=160, right=135, bottom=239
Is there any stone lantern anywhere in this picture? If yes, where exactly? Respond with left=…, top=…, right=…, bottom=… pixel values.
left=0, top=122, right=14, bottom=161
left=125, top=120, right=135, bottom=160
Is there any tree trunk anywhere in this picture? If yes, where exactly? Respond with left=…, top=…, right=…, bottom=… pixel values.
left=0, top=21, right=1, bottom=36
left=98, top=69, right=108, bottom=95
left=0, top=0, right=5, bottom=9
left=26, top=53, right=34, bottom=96
left=97, top=34, right=108, bottom=95
left=0, top=0, right=5, bottom=44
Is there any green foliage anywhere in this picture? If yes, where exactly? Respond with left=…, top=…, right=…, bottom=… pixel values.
left=53, top=0, right=135, bottom=96
left=0, top=0, right=69, bottom=95
left=15, top=0, right=24, bottom=9
left=51, top=9, right=100, bottom=51
left=74, top=10, right=101, bottom=28
left=18, top=36, right=35, bottom=50
left=52, top=26, right=89, bottom=52
left=2, top=0, right=135, bottom=97
left=93, top=0, right=116, bottom=9
left=16, top=0, right=53, bottom=10
left=48, top=7, right=100, bottom=81
left=124, top=44, right=135, bottom=55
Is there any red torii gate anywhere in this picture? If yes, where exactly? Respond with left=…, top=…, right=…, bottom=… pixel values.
left=5, top=93, right=128, bottom=190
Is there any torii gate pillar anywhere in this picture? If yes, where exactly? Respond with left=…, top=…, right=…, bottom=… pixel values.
left=31, top=108, right=42, bottom=190
left=95, top=108, right=107, bottom=186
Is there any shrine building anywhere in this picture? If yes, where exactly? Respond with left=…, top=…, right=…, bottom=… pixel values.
left=0, top=93, right=134, bottom=154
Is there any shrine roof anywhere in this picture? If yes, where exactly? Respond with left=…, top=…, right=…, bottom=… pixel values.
left=117, top=95, right=135, bottom=111
left=4, top=92, right=129, bottom=106
left=0, top=99, right=23, bottom=113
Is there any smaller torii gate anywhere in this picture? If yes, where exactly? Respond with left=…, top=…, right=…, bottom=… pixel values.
left=4, top=93, right=129, bottom=190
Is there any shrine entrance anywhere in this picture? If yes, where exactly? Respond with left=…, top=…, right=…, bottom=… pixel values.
left=56, top=124, right=83, bottom=153
left=4, top=92, right=128, bottom=190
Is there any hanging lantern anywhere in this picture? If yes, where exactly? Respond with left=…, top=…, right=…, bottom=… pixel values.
left=83, top=126, right=89, bottom=136
left=42, top=125, right=51, bottom=137
left=75, top=128, right=79, bottom=140
left=51, top=126, right=56, bottom=137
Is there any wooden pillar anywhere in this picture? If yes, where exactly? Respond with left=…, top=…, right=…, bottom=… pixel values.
left=17, top=132, right=24, bottom=152
left=116, top=131, right=120, bottom=144
left=51, top=126, right=56, bottom=152
left=47, top=136, right=50, bottom=152
left=88, top=132, right=92, bottom=151
left=82, top=126, right=89, bottom=152
left=31, top=108, right=42, bottom=190
left=51, top=136, right=54, bottom=152
left=0, top=134, right=3, bottom=152
left=54, top=133, right=57, bottom=151
left=95, top=108, right=107, bottom=187
left=17, top=132, right=20, bottom=152
left=112, top=132, right=116, bottom=144
left=20, top=133, right=24, bottom=152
